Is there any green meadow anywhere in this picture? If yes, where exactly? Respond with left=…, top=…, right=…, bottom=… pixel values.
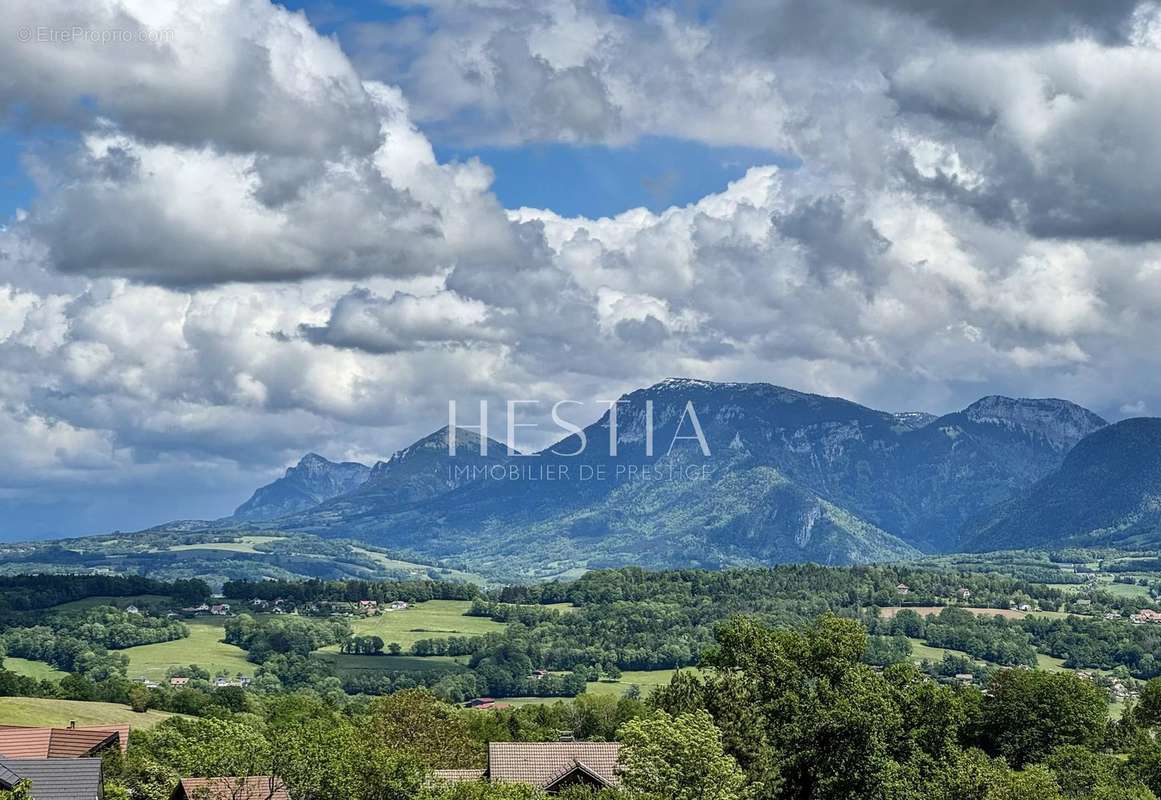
left=51, top=594, right=172, bottom=612
left=122, top=618, right=255, bottom=680
left=1, top=657, right=68, bottom=681
left=0, top=697, right=175, bottom=728
left=321, top=599, right=508, bottom=652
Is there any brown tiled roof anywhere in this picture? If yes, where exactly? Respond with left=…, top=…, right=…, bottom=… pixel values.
left=432, top=769, right=486, bottom=783
left=172, top=776, right=291, bottom=800
left=487, top=742, right=621, bottom=788
left=0, top=725, right=125, bottom=758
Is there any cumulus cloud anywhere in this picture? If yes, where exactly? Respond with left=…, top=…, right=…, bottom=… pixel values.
left=0, top=0, right=382, bottom=156
left=5, top=0, right=1161, bottom=536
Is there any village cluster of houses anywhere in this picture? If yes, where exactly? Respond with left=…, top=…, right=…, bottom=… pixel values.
left=171, top=596, right=411, bottom=619
left=893, top=584, right=976, bottom=602
left=1074, top=670, right=1138, bottom=703
left=1129, top=608, right=1161, bottom=625
left=0, top=723, right=621, bottom=799
left=177, top=602, right=232, bottom=617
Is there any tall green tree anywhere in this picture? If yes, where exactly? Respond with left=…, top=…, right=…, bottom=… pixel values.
left=976, top=670, right=1107, bottom=768
left=617, top=709, right=746, bottom=800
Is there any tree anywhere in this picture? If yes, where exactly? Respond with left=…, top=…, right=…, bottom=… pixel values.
left=128, top=685, right=152, bottom=713
left=976, top=670, right=1107, bottom=767
left=617, top=710, right=746, bottom=800
left=137, top=717, right=272, bottom=778
left=1043, top=745, right=1155, bottom=800
left=367, top=689, right=484, bottom=768
left=1136, top=678, right=1161, bottom=729
left=0, top=781, right=33, bottom=800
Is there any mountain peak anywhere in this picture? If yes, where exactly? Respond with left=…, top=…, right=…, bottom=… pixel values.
left=232, top=454, right=371, bottom=522
left=295, top=452, right=330, bottom=468
left=960, top=395, right=1106, bottom=451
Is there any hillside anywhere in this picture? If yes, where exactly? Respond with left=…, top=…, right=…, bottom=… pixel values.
left=963, top=418, right=1161, bottom=551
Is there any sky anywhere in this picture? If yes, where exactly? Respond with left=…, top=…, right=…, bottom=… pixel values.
left=1, top=0, right=1161, bottom=538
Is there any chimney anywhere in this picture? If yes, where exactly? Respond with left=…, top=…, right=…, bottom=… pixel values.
left=68, top=720, right=76, bottom=729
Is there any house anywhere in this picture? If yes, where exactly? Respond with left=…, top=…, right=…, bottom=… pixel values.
left=213, top=677, right=250, bottom=689
left=953, top=673, right=974, bottom=685
left=0, top=757, right=104, bottom=800
left=388, top=601, right=408, bottom=611
left=895, top=583, right=910, bottom=595
left=957, top=588, right=971, bottom=600
left=170, top=677, right=190, bottom=687
left=465, top=698, right=511, bottom=711
left=0, top=722, right=129, bottom=758
left=209, top=604, right=230, bottom=616
left=125, top=605, right=141, bottom=615
left=357, top=600, right=378, bottom=613
left=530, top=669, right=549, bottom=680
left=250, top=599, right=269, bottom=609
left=170, top=776, right=290, bottom=800
left=1104, top=611, right=1123, bottom=620
left=434, top=742, right=621, bottom=793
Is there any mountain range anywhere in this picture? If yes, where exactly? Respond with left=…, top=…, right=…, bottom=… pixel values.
left=211, top=378, right=1134, bottom=579
left=962, top=418, right=1161, bottom=552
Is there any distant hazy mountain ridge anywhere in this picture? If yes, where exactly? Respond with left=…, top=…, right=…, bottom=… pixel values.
left=962, top=418, right=1161, bottom=551
left=219, top=379, right=1113, bottom=578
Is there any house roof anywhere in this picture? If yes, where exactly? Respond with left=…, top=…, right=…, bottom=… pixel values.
left=0, top=757, right=103, bottom=800
left=172, top=776, right=291, bottom=800
left=487, top=742, right=621, bottom=788
left=0, top=725, right=127, bottom=758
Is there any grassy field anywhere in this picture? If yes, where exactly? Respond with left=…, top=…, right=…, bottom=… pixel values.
left=905, top=637, right=980, bottom=665
left=313, top=652, right=468, bottom=676
left=1035, top=653, right=1069, bottom=671
left=880, top=606, right=1073, bottom=620
left=167, top=535, right=286, bottom=554
left=51, top=594, right=171, bottom=612
left=348, top=547, right=487, bottom=585
left=500, top=669, right=689, bottom=705
left=123, top=619, right=254, bottom=680
left=0, top=697, right=175, bottom=728
left=1101, top=581, right=1153, bottom=600
left=585, top=669, right=684, bottom=697
left=542, top=602, right=578, bottom=613
left=319, top=600, right=508, bottom=652
left=2, top=657, right=68, bottom=681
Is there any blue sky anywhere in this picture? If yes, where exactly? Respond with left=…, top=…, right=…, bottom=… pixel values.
left=0, top=130, right=37, bottom=218
left=437, top=137, right=791, bottom=217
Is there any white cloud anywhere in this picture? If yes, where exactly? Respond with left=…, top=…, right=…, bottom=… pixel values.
left=5, top=0, right=1161, bottom=536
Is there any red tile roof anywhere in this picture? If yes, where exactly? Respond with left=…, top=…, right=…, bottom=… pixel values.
left=172, top=776, right=291, bottom=800
left=487, top=742, right=621, bottom=788
left=0, top=725, right=127, bottom=758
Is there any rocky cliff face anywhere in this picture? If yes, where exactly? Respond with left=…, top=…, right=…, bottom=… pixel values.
left=962, top=396, right=1108, bottom=452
